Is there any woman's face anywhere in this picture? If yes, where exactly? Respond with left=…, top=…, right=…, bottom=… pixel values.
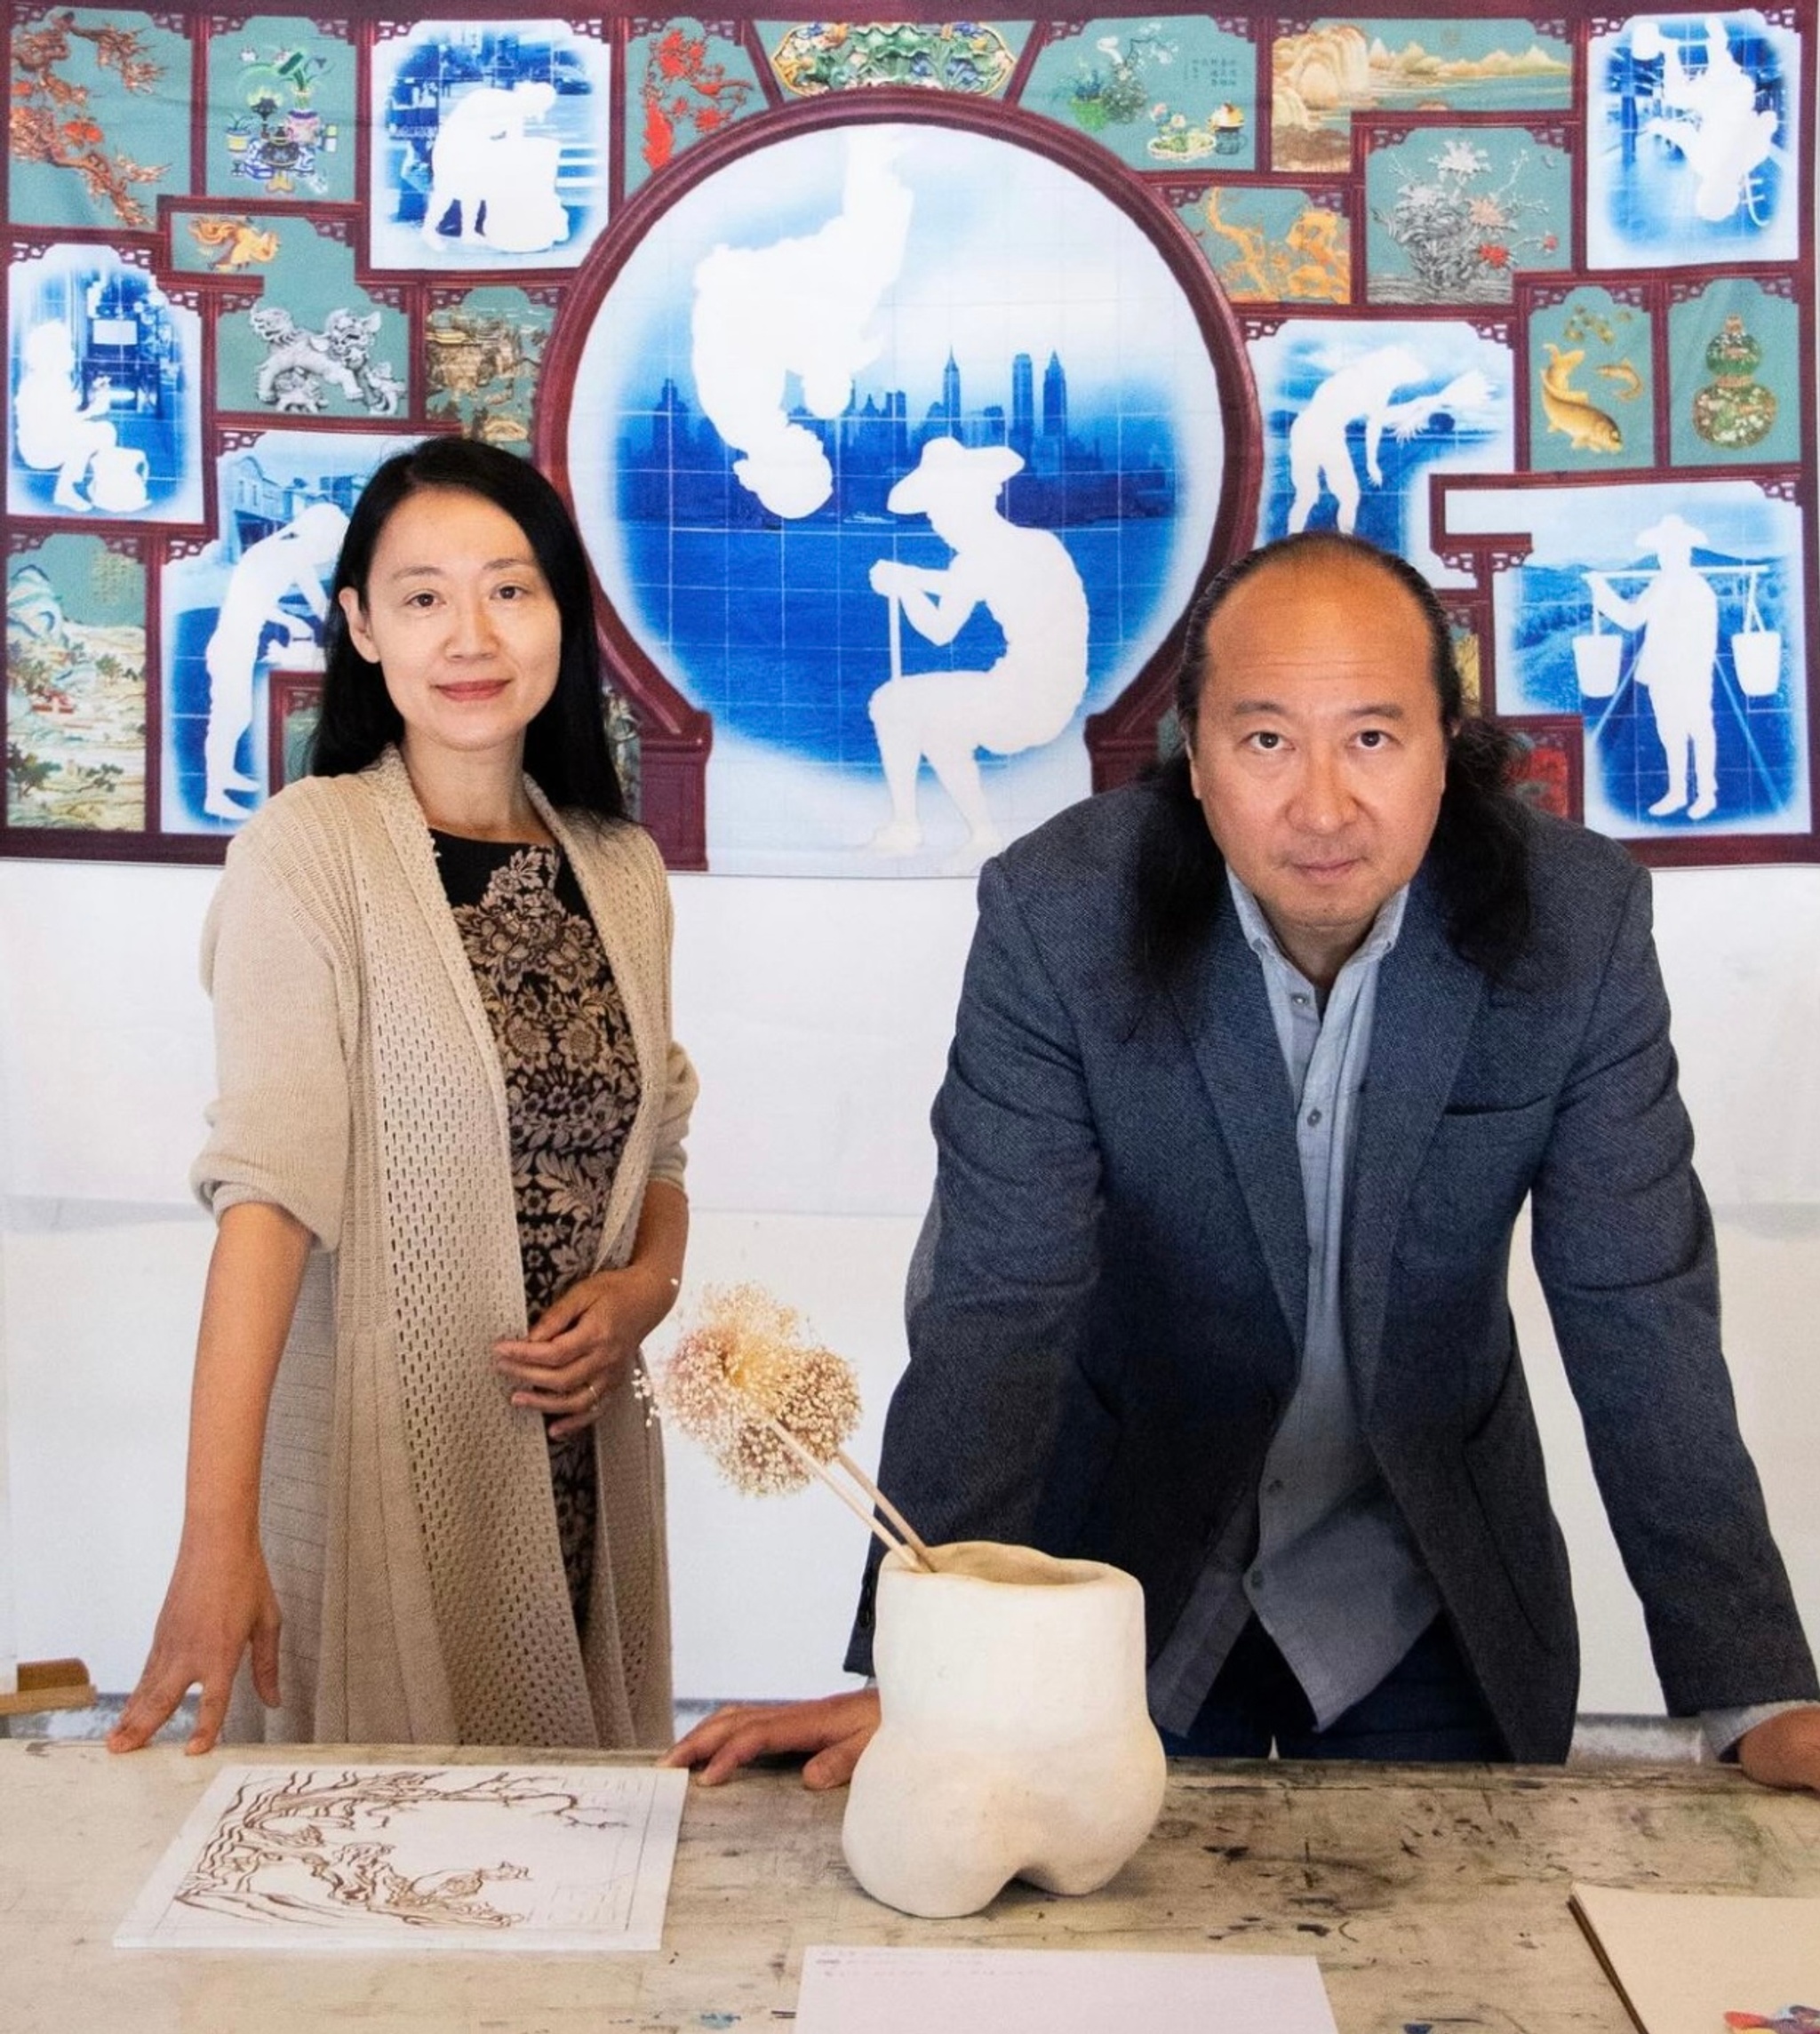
left=337, top=485, right=562, bottom=774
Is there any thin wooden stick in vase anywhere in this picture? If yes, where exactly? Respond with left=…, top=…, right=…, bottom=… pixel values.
left=762, top=1416, right=915, bottom=1567
left=834, top=1450, right=934, bottom=1567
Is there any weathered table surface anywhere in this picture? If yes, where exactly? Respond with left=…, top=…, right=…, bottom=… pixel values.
left=3, top=1741, right=1815, bottom=2031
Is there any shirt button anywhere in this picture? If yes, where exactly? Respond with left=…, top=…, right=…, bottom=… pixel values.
left=1249, top=1568, right=1265, bottom=1590
left=1306, top=1107, right=1322, bottom=1127
left=1291, top=992, right=1311, bottom=1007
left=1265, top=1478, right=1284, bottom=1496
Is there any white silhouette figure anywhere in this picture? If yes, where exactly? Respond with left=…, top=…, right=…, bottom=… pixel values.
left=866, top=436, right=1090, bottom=869
left=201, top=499, right=348, bottom=820
left=85, top=442, right=149, bottom=510
left=13, top=323, right=141, bottom=513
left=1589, top=512, right=1720, bottom=821
left=691, top=131, right=914, bottom=519
left=421, top=82, right=567, bottom=254
left=1632, top=15, right=1777, bottom=223
left=1287, top=344, right=1441, bottom=534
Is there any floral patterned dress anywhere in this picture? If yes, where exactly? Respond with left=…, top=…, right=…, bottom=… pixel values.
left=433, top=830, right=643, bottom=1634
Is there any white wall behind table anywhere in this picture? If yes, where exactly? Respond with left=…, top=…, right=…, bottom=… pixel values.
left=1648, top=864, right=1820, bottom=1675
left=2, top=855, right=1816, bottom=1717
left=658, top=873, right=974, bottom=1701
left=0, top=858, right=216, bottom=1692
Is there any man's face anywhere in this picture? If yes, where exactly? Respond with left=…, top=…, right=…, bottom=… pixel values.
left=1185, top=554, right=1451, bottom=988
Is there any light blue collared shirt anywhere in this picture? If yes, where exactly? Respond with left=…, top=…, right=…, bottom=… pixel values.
left=1150, top=873, right=1438, bottom=1735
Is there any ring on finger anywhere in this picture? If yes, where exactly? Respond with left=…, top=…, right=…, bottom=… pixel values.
left=586, top=1379, right=600, bottom=1408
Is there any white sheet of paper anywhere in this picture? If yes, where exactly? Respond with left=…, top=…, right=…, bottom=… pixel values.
left=116, top=1763, right=688, bottom=1953
left=1570, top=1884, right=1820, bottom=2034
left=794, top=1944, right=1340, bottom=2032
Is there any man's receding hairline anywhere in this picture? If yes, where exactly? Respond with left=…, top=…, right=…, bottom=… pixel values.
left=1224, top=538, right=1423, bottom=603
left=1201, top=541, right=1434, bottom=656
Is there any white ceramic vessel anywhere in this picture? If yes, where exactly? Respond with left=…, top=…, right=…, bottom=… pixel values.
left=842, top=1540, right=1167, bottom=1918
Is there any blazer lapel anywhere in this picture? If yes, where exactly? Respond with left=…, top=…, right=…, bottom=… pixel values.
left=1343, top=874, right=1485, bottom=1405
left=1170, top=896, right=1308, bottom=1350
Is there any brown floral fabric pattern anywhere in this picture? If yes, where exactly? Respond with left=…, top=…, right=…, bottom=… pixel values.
left=434, top=831, right=643, bottom=1633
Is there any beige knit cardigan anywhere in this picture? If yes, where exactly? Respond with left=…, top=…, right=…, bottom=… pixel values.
left=194, top=746, right=696, bottom=1749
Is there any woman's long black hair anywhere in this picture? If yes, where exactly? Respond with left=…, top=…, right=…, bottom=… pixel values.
left=1135, top=530, right=1532, bottom=985
left=310, top=436, right=626, bottom=820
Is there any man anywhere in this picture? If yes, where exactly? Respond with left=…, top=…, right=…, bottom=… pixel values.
left=668, top=532, right=1820, bottom=1789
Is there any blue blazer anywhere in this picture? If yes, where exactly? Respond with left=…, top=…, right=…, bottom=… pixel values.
left=850, top=780, right=1816, bottom=1759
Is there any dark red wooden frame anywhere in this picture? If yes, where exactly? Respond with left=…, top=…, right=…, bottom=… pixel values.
left=3, top=4, right=1814, bottom=870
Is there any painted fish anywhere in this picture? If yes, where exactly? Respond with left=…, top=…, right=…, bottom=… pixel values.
left=1540, top=343, right=1622, bottom=454
left=188, top=215, right=281, bottom=272
left=1595, top=358, right=1645, bottom=401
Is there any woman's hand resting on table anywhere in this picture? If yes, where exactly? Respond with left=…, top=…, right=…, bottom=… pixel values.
left=662, top=1689, right=882, bottom=1789
left=108, top=1200, right=308, bottom=1758
left=107, top=1535, right=281, bottom=1755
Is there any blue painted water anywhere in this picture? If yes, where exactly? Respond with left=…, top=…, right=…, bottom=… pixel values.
left=621, top=515, right=1180, bottom=766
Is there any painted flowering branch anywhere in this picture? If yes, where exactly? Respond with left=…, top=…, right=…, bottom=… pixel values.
left=11, top=11, right=167, bottom=227
left=1373, top=141, right=1555, bottom=299
left=643, top=1283, right=931, bottom=1569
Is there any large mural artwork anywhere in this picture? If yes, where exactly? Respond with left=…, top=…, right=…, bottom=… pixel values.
left=564, top=116, right=1228, bottom=870
left=4, top=6, right=1814, bottom=869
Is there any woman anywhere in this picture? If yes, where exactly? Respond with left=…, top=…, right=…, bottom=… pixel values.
left=110, top=437, right=695, bottom=1753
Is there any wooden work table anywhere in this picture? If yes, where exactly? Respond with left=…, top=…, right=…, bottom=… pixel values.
left=2, top=1742, right=1815, bottom=2030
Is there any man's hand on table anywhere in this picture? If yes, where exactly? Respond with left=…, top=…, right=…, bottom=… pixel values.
left=1736, top=1705, right=1820, bottom=1792
left=661, top=1689, right=881, bottom=1789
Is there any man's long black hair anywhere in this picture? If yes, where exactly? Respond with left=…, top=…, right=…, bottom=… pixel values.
left=309, top=436, right=626, bottom=821
left=1134, top=531, right=1532, bottom=985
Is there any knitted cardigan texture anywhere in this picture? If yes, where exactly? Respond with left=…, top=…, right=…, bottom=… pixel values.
left=194, top=747, right=695, bottom=1748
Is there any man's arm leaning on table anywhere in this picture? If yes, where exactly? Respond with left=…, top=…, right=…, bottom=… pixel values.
left=1523, top=840, right=1819, bottom=1789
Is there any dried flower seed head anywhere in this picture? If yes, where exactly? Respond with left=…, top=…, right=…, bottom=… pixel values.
left=653, top=1283, right=863, bottom=1498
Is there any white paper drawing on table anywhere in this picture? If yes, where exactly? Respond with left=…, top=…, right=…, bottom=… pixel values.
left=794, top=1944, right=1340, bottom=2033
left=116, top=1764, right=687, bottom=1952
left=1570, top=1884, right=1820, bottom=2034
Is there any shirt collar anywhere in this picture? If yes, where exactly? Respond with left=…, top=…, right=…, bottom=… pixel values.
left=1225, top=868, right=1409, bottom=987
